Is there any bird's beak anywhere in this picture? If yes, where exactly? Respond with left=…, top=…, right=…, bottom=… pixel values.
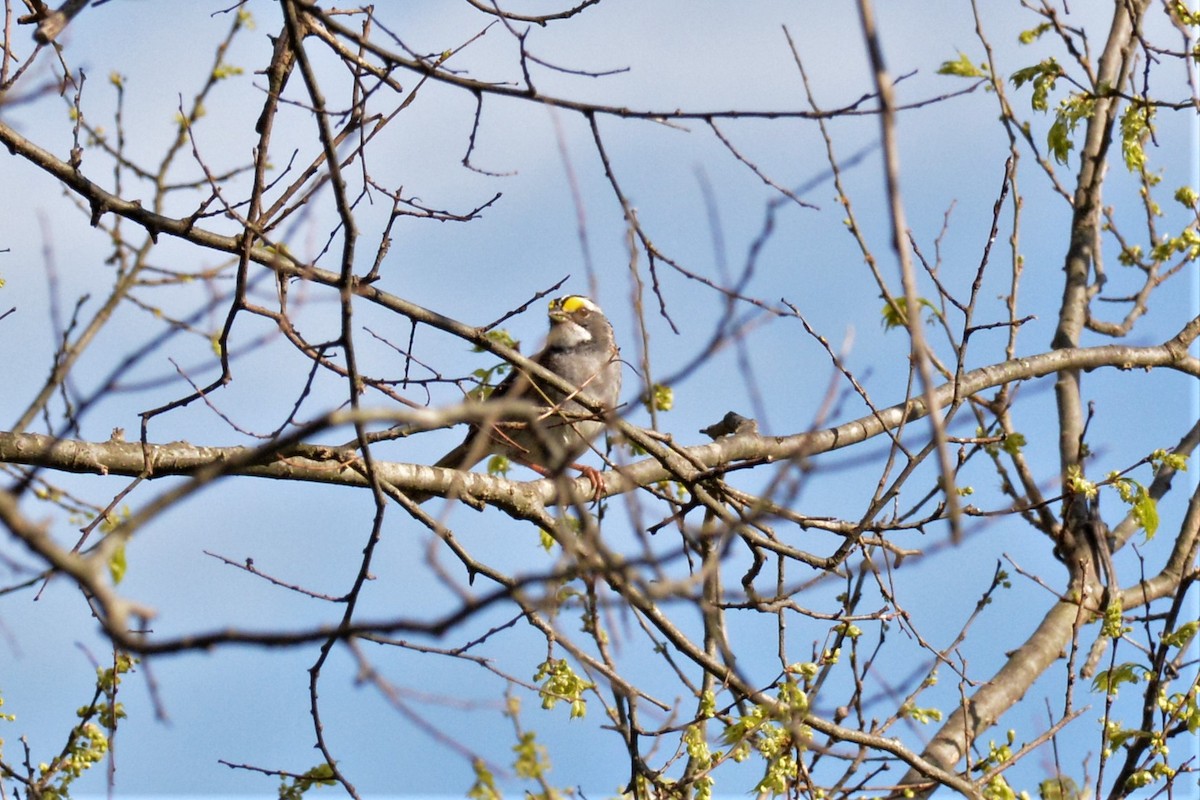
left=548, top=309, right=569, bottom=324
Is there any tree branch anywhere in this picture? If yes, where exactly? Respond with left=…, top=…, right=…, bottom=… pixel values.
left=2, top=334, right=1195, bottom=503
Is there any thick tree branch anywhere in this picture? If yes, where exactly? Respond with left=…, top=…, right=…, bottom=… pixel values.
left=2, top=334, right=1195, bottom=505
left=1052, top=0, right=1150, bottom=475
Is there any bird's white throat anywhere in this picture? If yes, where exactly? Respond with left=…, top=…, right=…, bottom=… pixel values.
left=546, top=320, right=593, bottom=349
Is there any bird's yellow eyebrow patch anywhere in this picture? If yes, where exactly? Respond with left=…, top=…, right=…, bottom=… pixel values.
left=554, top=296, right=591, bottom=314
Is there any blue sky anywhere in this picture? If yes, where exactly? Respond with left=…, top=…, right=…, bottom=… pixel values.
left=2, top=1, right=1198, bottom=797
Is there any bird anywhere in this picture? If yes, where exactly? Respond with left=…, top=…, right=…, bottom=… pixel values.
left=420, top=295, right=622, bottom=503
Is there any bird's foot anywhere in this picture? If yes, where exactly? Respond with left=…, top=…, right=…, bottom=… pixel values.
left=573, top=463, right=605, bottom=503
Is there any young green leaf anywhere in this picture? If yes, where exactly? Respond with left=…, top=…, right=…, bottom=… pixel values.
left=938, top=52, right=986, bottom=79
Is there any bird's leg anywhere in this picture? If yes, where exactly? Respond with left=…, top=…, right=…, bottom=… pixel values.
left=523, top=461, right=605, bottom=502
left=572, top=463, right=605, bottom=502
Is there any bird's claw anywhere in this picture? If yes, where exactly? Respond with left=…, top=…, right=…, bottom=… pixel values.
left=577, top=464, right=605, bottom=503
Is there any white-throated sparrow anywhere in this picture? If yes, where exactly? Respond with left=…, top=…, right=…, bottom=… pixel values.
left=422, top=295, right=621, bottom=501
